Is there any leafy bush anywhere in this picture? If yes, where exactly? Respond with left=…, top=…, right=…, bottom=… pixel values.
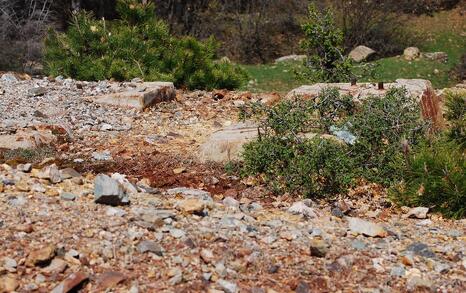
left=390, top=138, right=465, bottom=218
left=44, top=0, right=247, bottom=90
left=239, top=86, right=430, bottom=197
left=444, top=90, right=466, bottom=149
left=348, top=87, right=430, bottom=185
left=297, top=4, right=354, bottom=83
left=239, top=89, right=357, bottom=197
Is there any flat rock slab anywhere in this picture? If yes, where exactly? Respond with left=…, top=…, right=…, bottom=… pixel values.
left=286, top=79, right=444, bottom=128
left=0, top=130, right=57, bottom=150
left=199, top=122, right=258, bottom=163
left=286, top=79, right=433, bottom=101
left=90, top=82, right=175, bottom=110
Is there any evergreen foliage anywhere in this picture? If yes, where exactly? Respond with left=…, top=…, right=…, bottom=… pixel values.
left=44, top=0, right=247, bottom=90
left=444, top=90, right=466, bottom=149
left=390, top=89, right=465, bottom=218
left=390, top=138, right=465, bottom=218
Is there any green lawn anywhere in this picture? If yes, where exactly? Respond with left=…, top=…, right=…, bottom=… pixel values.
left=241, top=10, right=465, bottom=94
left=241, top=61, right=305, bottom=94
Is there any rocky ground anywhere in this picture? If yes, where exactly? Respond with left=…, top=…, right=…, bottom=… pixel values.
left=0, top=73, right=465, bottom=292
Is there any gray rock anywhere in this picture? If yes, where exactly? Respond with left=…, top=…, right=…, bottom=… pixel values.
left=60, top=192, right=77, bottom=201
left=288, top=201, right=318, bottom=218
left=447, top=229, right=462, bottom=238
left=38, top=164, right=62, bottom=183
left=94, top=174, right=129, bottom=206
left=28, top=87, right=47, bottom=97
left=169, top=228, right=186, bottom=239
left=223, top=197, right=240, bottom=209
left=137, top=241, right=163, bottom=256
left=59, top=168, right=81, bottom=179
left=100, top=123, right=113, bottom=131
left=105, top=207, right=127, bottom=217
left=351, top=239, right=367, bottom=250
left=331, top=207, right=345, bottom=218
left=249, top=202, right=263, bottom=212
left=199, top=122, right=258, bottom=163
left=405, top=242, right=435, bottom=258
left=390, top=266, right=405, bottom=277
left=347, top=217, right=388, bottom=238
left=92, top=151, right=113, bottom=161
left=404, top=47, right=420, bottom=60
left=217, top=279, right=238, bottom=293
left=168, top=272, right=183, bottom=286
left=434, top=262, right=450, bottom=273
left=90, top=82, right=175, bottom=110
left=405, top=207, right=429, bottom=219
left=295, top=281, right=311, bottom=293
left=8, top=195, right=27, bottom=207
left=166, top=187, right=212, bottom=201
left=348, top=45, right=376, bottom=62
left=17, top=163, right=32, bottom=173
left=1, top=73, right=18, bottom=83
left=3, top=257, right=17, bottom=272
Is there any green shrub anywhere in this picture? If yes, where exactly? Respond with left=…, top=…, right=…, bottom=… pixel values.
left=348, top=87, right=430, bottom=185
left=44, top=0, right=247, bottom=90
left=390, top=138, right=465, bottom=218
left=297, top=4, right=355, bottom=83
left=390, top=89, right=465, bottom=218
left=239, top=86, right=430, bottom=198
left=240, top=90, right=356, bottom=198
left=444, top=90, right=466, bottom=149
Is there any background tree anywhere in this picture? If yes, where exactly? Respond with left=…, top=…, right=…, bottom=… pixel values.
left=298, top=4, right=354, bottom=83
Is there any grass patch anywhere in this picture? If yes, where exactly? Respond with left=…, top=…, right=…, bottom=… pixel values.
left=241, top=61, right=305, bottom=94
left=242, top=8, right=465, bottom=93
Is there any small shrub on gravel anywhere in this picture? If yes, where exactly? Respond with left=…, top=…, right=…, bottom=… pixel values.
left=44, top=0, right=247, bottom=90
left=348, top=87, right=430, bottom=185
left=239, top=86, right=430, bottom=197
left=390, top=138, right=465, bottom=218
left=444, top=90, right=465, bottom=149
left=390, top=89, right=465, bottom=218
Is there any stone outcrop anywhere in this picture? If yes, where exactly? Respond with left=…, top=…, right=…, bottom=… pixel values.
left=348, top=45, right=376, bottom=62
left=285, top=79, right=444, bottom=129
left=199, top=122, right=258, bottom=163
left=89, top=82, right=175, bottom=110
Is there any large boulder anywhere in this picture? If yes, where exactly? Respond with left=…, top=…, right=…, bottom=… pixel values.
left=89, top=82, right=175, bottom=110
left=403, top=47, right=421, bottom=61
left=199, top=122, right=258, bottom=163
left=348, top=46, right=376, bottom=62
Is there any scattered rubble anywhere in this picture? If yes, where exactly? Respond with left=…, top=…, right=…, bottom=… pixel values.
left=0, top=76, right=465, bottom=292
